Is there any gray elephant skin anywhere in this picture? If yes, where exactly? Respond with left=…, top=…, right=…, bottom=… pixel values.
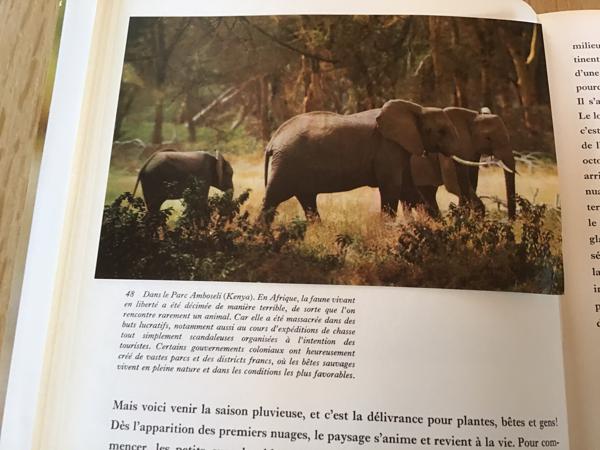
left=133, top=149, right=234, bottom=212
left=402, top=107, right=517, bottom=219
left=261, top=100, right=462, bottom=222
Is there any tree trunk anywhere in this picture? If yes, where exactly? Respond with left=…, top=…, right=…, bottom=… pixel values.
left=501, top=24, right=539, bottom=129
left=507, top=46, right=537, bottom=128
left=450, top=19, right=469, bottom=107
left=348, top=53, right=376, bottom=110
left=187, top=120, right=197, bottom=143
left=258, top=77, right=271, bottom=142
left=152, top=97, right=164, bottom=144
left=418, top=56, right=436, bottom=104
left=113, top=85, right=137, bottom=141
left=303, top=58, right=326, bottom=112
left=181, top=92, right=197, bottom=143
left=149, top=18, right=191, bottom=144
left=475, top=21, right=494, bottom=109
left=151, top=20, right=168, bottom=144
left=427, top=17, right=454, bottom=106
left=453, top=74, right=469, bottom=107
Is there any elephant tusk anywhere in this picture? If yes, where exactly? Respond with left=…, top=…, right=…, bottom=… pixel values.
left=451, top=155, right=489, bottom=167
left=496, top=159, right=515, bottom=174
left=452, top=155, right=517, bottom=174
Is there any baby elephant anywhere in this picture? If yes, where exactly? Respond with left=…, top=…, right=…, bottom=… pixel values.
left=133, top=149, right=234, bottom=212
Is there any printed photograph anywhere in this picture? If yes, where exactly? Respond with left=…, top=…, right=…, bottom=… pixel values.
left=96, top=15, right=563, bottom=294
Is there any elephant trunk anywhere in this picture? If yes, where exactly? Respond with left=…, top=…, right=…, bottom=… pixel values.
left=505, top=170, right=516, bottom=220
left=500, top=149, right=516, bottom=220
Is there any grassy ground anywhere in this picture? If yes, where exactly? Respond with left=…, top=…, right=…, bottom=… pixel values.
left=100, top=148, right=563, bottom=293
left=105, top=148, right=561, bottom=231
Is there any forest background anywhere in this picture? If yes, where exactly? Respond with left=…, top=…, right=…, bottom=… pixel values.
left=100, top=15, right=563, bottom=293
left=113, top=16, right=554, bottom=157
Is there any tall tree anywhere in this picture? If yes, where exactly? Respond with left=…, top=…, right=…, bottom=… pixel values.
left=125, top=17, right=191, bottom=144
left=499, top=22, right=540, bottom=129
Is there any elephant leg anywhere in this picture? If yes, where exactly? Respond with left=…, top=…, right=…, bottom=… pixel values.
left=260, top=184, right=293, bottom=225
left=138, top=182, right=168, bottom=240
left=379, top=189, right=399, bottom=217
left=467, top=169, right=485, bottom=215
left=417, top=186, right=440, bottom=218
left=469, top=167, right=479, bottom=192
left=398, top=186, right=423, bottom=219
left=469, top=193, right=485, bottom=215
left=141, top=182, right=165, bottom=214
left=456, top=166, right=484, bottom=215
left=146, top=200, right=164, bottom=214
left=191, top=183, right=211, bottom=226
left=296, top=193, right=320, bottom=221
left=453, top=164, right=470, bottom=208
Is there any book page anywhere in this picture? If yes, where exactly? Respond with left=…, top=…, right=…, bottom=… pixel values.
left=539, top=10, right=600, bottom=450
left=1, top=1, right=572, bottom=450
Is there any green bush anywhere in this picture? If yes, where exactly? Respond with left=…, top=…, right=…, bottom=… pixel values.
left=95, top=193, right=173, bottom=279
left=96, top=179, right=320, bottom=281
left=388, top=197, right=563, bottom=294
left=96, top=188, right=563, bottom=294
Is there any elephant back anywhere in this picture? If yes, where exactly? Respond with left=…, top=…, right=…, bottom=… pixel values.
left=266, top=110, right=381, bottom=193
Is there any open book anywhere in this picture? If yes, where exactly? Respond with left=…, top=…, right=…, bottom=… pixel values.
left=1, top=0, right=599, bottom=448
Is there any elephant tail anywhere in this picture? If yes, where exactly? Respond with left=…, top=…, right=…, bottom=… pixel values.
left=133, top=148, right=176, bottom=197
left=133, top=177, right=141, bottom=198
left=264, top=148, right=273, bottom=187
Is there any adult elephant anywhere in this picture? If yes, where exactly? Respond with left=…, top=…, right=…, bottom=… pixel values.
left=133, top=149, right=234, bottom=212
left=260, top=100, right=463, bottom=222
left=403, top=107, right=517, bottom=219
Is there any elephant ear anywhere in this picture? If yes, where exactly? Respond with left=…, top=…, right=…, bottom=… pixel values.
left=444, top=107, right=478, bottom=124
left=216, top=151, right=225, bottom=188
left=473, top=114, right=512, bottom=155
left=376, top=100, right=425, bottom=156
left=410, top=154, right=443, bottom=187
left=443, top=107, right=477, bottom=160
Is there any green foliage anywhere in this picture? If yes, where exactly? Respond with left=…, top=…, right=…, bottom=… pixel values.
left=118, top=118, right=261, bottom=156
left=97, top=190, right=563, bottom=294
left=95, top=193, right=173, bottom=279
left=388, top=198, right=563, bottom=294
left=115, top=16, right=554, bottom=155
left=96, top=182, right=323, bottom=281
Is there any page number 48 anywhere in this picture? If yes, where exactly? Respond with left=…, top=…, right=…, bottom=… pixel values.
left=125, top=291, right=135, bottom=298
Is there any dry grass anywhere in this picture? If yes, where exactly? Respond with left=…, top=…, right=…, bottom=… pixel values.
left=100, top=152, right=563, bottom=293
left=106, top=149, right=560, bottom=228
left=105, top=151, right=562, bottom=268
